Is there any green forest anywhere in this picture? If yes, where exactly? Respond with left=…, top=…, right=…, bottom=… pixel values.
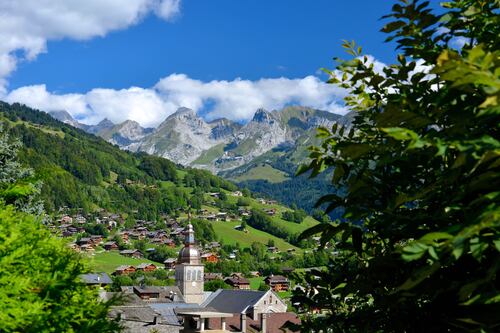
left=1, top=102, right=236, bottom=220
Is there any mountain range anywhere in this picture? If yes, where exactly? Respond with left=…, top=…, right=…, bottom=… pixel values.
left=49, top=106, right=352, bottom=174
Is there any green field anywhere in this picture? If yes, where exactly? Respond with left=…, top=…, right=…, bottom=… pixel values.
left=249, top=277, right=265, bottom=290
left=193, top=143, right=226, bottom=165
left=210, top=220, right=299, bottom=252
left=233, top=164, right=289, bottom=183
left=89, top=251, right=163, bottom=274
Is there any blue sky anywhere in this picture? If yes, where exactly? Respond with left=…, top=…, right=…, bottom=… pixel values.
left=10, top=0, right=396, bottom=93
left=0, top=0, right=434, bottom=126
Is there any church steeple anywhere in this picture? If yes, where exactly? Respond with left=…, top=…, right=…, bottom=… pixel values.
left=178, top=223, right=201, bottom=264
left=175, top=223, right=204, bottom=303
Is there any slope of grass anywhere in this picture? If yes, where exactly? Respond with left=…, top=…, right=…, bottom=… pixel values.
left=211, top=220, right=299, bottom=252
left=193, top=143, right=226, bottom=164
left=89, top=251, right=163, bottom=274
left=233, top=164, right=289, bottom=183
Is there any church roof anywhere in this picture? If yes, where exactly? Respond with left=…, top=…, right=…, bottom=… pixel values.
left=202, top=289, right=267, bottom=314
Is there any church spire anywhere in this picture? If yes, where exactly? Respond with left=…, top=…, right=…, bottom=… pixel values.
left=178, top=223, right=201, bottom=264
left=185, top=223, right=195, bottom=245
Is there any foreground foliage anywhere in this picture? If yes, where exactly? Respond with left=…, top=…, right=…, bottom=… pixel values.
left=293, top=0, right=500, bottom=332
left=0, top=128, right=120, bottom=332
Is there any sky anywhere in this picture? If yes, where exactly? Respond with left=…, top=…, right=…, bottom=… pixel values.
left=0, top=0, right=415, bottom=127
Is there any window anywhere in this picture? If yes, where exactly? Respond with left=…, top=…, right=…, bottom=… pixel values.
left=197, top=270, right=202, bottom=281
left=187, top=270, right=191, bottom=281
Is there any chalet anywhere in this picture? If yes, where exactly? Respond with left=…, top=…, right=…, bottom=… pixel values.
left=119, top=232, right=129, bottom=242
left=206, top=214, right=217, bottom=221
left=265, top=208, right=277, bottom=216
left=120, top=249, right=143, bottom=258
left=75, top=215, right=87, bottom=224
left=216, top=212, right=230, bottom=221
left=163, top=258, right=177, bottom=270
left=224, top=276, right=251, bottom=290
left=264, top=275, right=291, bottom=292
left=201, top=252, right=218, bottom=263
left=132, top=286, right=161, bottom=300
left=204, top=272, right=223, bottom=281
left=268, top=246, right=279, bottom=254
left=164, top=238, right=176, bottom=247
left=60, top=215, right=73, bottom=223
left=232, top=190, right=243, bottom=197
left=103, top=241, right=119, bottom=251
left=90, top=235, right=103, bottom=245
left=113, top=265, right=136, bottom=276
left=136, top=263, right=157, bottom=272
left=80, top=273, right=112, bottom=287
left=80, top=244, right=94, bottom=252
left=77, top=237, right=91, bottom=246
left=209, top=241, right=221, bottom=249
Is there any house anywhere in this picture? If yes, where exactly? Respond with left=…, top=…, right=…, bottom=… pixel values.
left=264, top=275, right=291, bottom=292
left=204, top=272, right=223, bottom=281
left=136, top=263, right=157, bottom=272
left=201, top=252, right=219, bottom=263
left=90, top=235, right=103, bottom=245
left=224, top=276, right=251, bottom=290
left=79, top=244, right=94, bottom=252
left=80, top=273, right=113, bottom=286
left=163, top=258, right=177, bottom=270
left=267, top=246, right=279, bottom=254
left=76, top=237, right=91, bottom=246
left=204, top=289, right=296, bottom=332
left=232, top=191, right=243, bottom=197
left=120, top=249, right=143, bottom=258
left=113, top=265, right=136, bottom=276
left=265, top=208, right=277, bottom=216
left=133, top=286, right=160, bottom=300
left=103, top=241, right=119, bottom=251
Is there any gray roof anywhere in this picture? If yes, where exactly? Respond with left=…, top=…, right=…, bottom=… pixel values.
left=202, top=289, right=266, bottom=314
left=80, top=273, right=113, bottom=284
left=150, top=303, right=201, bottom=325
left=121, top=286, right=185, bottom=303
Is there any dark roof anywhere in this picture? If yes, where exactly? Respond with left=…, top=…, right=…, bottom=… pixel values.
left=150, top=303, right=202, bottom=326
left=80, top=273, right=113, bottom=284
left=203, top=289, right=266, bottom=314
left=224, top=277, right=250, bottom=285
left=121, top=286, right=185, bottom=303
left=120, top=249, right=141, bottom=254
left=265, top=275, right=289, bottom=283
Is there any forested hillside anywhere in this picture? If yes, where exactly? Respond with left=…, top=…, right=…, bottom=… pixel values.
left=0, top=101, right=318, bottom=248
left=0, top=102, right=238, bottom=218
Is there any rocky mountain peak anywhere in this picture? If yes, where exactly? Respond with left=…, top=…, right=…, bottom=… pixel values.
left=252, top=108, right=273, bottom=123
left=48, top=110, right=74, bottom=122
left=97, top=118, right=114, bottom=127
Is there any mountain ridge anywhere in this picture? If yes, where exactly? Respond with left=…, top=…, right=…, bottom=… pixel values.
left=47, top=105, right=350, bottom=174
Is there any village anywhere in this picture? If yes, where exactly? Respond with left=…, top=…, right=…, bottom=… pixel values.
left=73, top=221, right=300, bottom=332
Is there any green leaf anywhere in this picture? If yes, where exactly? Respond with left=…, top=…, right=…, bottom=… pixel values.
left=381, top=127, right=419, bottom=141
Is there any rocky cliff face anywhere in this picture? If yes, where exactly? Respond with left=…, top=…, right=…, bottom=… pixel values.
left=48, top=106, right=350, bottom=173
left=48, top=110, right=88, bottom=130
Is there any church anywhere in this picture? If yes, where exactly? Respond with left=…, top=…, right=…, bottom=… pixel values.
left=106, top=223, right=300, bottom=333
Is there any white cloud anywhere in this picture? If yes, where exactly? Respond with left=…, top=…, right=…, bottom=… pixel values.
left=0, top=0, right=181, bottom=93
left=155, top=0, right=181, bottom=21
left=4, top=74, right=348, bottom=127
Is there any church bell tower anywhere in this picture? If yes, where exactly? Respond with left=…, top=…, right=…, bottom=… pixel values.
left=175, top=224, right=204, bottom=304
